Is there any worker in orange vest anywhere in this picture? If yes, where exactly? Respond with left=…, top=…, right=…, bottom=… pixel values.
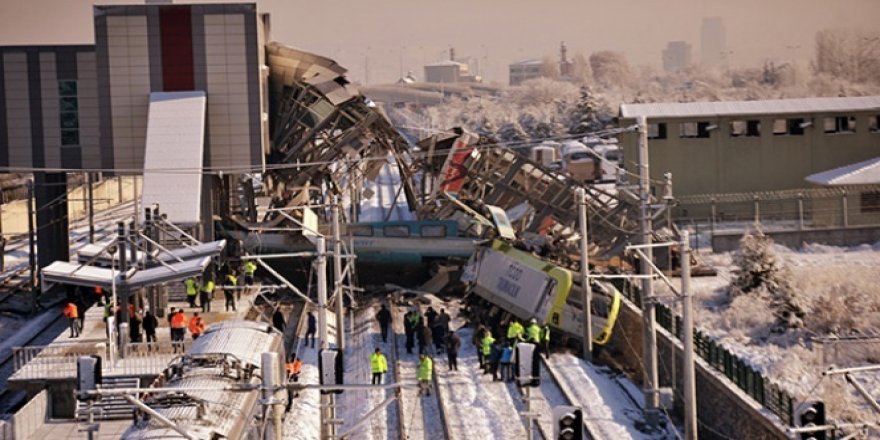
left=285, top=355, right=303, bottom=411
left=170, top=309, right=188, bottom=353
left=94, top=285, right=104, bottom=305
left=188, top=312, right=206, bottom=340
left=63, top=302, right=80, bottom=338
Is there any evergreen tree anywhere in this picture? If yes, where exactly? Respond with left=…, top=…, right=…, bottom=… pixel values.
left=730, top=230, right=806, bottom=331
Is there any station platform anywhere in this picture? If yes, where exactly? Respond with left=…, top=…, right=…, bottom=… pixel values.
left=7, top=285, right=260, bottom=387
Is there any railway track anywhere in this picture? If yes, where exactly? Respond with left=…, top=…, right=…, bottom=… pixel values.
left=390, top=302, right=451, bottom=440
left=0, top=199, right=137, bottom=413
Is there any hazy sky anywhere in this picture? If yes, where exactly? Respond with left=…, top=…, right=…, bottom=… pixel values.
left=1, top=0, right=878, bottom=84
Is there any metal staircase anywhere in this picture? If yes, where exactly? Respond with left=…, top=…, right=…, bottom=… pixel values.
left=77, top=377, right=140, bottom=421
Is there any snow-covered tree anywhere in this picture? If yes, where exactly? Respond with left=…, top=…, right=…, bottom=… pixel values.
left=729, top=230, right=806, bottom=332
left=568, top=86, right=607, bottom=134
left=496, top=120, right=530, bottom=145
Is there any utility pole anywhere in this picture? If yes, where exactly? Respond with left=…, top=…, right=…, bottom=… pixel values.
left=88, top=173, right=95, bottom=243
left=681, top=230, right=697, bottom=440
left=576, top=187, right=593, bottom=360
left=26, top=181, right=36, bottom=293
left=317, top=236, right=328, bottom=349
left=332, top=197, right=345, bottom=351
left=117, top=221, right=129, bottom=325
left=637, top=115, right=660, bottom=429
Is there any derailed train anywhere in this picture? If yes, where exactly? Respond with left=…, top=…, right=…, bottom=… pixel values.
left=122, top=320, right=285, bottom=440
left=462, top=240, right=621, bottom=347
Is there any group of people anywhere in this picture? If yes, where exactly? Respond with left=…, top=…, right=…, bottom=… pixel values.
left=168, top=308, right=206, bottom=352
left=183, top=259, right=257, bottom=313
left=474, top=318, right=550, bottom=382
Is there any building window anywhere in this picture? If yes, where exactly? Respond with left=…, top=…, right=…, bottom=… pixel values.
left=58, top=80, right=79, bottom=146
left=861, top=191, right=880, bottom=213
left=869, top=115, right=879, bottom=133
left=824, top=116, right=855, bottom=134
left=746, top=120, right=761, bottom=137
left=648, top=123, right=667, bottom=139
left=788, top=118, right=806, bottom=135
left=679, top=122, right=711, bottom=139
left=773, top=118, right=806, bottom=136
left=730, top=120, right=760, bottom=137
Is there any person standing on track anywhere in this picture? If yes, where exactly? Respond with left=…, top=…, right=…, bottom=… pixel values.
left=305, top=312, right=317, bottom=348
left=507, top=319, right=524, bottom=344
left=404, top=310, right=417, bottom=354
left=376, top=304, right=392, bottom=343
left=540, top=323, right=552, bottom=359
left=370, top=347, right=388, bottom=385
left=285, top=355, right=303, bottom=411
left=526, top=318, right=541, bottom=344
left=445, top=331, right=461, bottom=371
left=479, top=329, right=495, bottom=370
left=417, top=353, right=433, bottom=397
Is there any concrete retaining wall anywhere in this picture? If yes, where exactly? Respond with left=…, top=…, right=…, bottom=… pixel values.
left=712, top=225, right=880, bottom=252
left=0, top=390, right=47, bottom=440
left=608, top=297, right=789, bottom=440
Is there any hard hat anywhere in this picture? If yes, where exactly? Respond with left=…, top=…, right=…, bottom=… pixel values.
left=530, top=318, right=537, bottom=324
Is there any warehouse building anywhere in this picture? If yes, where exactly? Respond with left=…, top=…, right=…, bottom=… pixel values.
left=619, top=97, right=880, bottom=197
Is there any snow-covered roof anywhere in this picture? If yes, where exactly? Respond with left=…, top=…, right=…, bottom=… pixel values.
left=510, top=58, right=544, bottom=66
left=620, top=96, right=880, bottom=119
left=805, top=156, right=880, bottom=186
left=424, top=60, right=465, bottom=67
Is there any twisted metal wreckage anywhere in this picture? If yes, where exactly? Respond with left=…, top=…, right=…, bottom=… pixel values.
left=221, top=43, right=674, bottom=266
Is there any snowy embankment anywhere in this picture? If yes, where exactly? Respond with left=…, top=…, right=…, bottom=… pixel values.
left=547, top=355, right=669, bottom=440
left=657, top=241, right=880, bottom=428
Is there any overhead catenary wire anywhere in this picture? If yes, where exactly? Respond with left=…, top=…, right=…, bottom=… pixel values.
left=0, top=124, right=668, bottom=184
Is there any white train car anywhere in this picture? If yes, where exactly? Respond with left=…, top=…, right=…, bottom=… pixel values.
left=122, top=320, right=285, bottom=440
left=463, top=240, right=621, bottom=346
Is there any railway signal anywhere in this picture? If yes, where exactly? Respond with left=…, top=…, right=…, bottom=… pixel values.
left=794, top=401, right=826, bottom=440
left=552, top=405, right=584, bottom=440
left=515, top=342, right=540, bottom=387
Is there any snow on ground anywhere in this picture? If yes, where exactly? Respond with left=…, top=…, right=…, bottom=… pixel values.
left=656, top=240, right=880, bottom=428
left=358, top=156, right=415, bottom=223
left=548, top=355, right=667, bottom=439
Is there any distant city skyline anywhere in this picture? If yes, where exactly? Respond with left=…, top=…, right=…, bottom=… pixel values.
left=1, top=0, right=878, bottom=85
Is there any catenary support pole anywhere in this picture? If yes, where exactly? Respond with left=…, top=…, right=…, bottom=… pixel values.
left=26, top=181, right=36, bottom=292
left=117, top=222, right=129, bottom=324
left=637, top=115, right=660, bottom=429
left=681, top=230, right=697, bottom=440
left=317, top=237, right=328, bottom=349
left=262, top=352, right=284, bottom=440
left=332, top=197, right=345, bottom=351
left=88, top=172, right=95, bottom=244
left=576, top=187, right=592, bottom=360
